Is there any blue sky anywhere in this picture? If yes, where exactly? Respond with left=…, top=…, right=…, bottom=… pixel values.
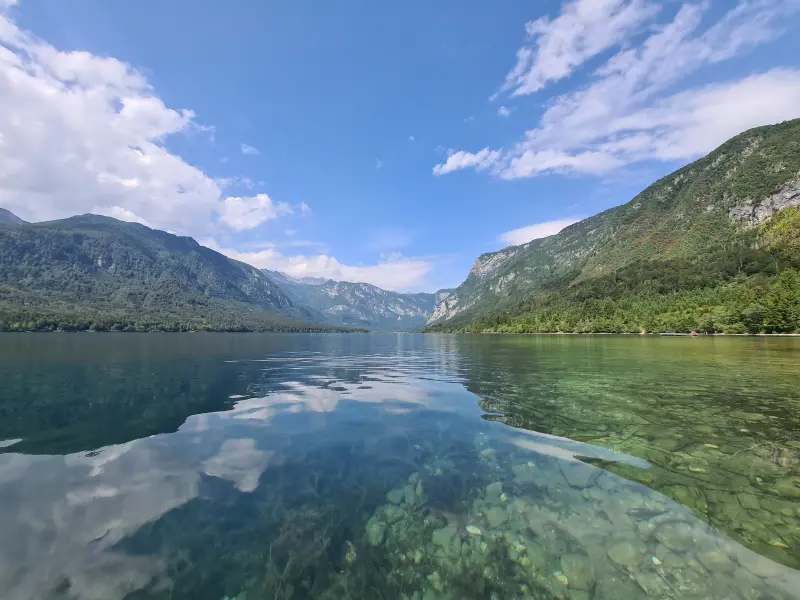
left=1, top=0, right=799, bottom=291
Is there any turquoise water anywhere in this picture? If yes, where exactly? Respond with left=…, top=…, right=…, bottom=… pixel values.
left=0, top=333, right=798, bottom=599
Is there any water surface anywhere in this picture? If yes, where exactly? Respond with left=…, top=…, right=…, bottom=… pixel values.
left=0, top=334, right=798, bottom=600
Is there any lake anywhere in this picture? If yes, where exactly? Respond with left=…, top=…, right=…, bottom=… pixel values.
left=0, top=333, right=798, bottom=600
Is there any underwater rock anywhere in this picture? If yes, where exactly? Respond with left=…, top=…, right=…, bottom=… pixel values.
left=655, top=521, right=696, bottom=552
left=560, top=554, right=595, bottom=590
left=771, top=476, right=800, bottom=499
left=526, top=543, right=550, bottom=571
left=632, top=571, right=673, bottom=597
left=432, top=524, right=458, bottom=548
left=607, top=539, right=643, bottom=568
left=559, top=462, right=600, bottom=489
left=384, top=505, right=406, bottom=523
left=427, top=571, right=444, bottom=592
left=696, top=549, right=735, bottom=573
left=344, top=541, right=358, bottom=565
left=366, top=517, right=386, bottom=546
left=741, top=555, right=788, bottom=578
left=486, top=506, right=508, bottom=528
left=485, top=481, right=503, bottom=499
left=387, top=488, right=405, bottom=504
left=512, top=463, right=537, bottom=485
left=737, top=493, right=761, bottom=511
left=404, top=484, right=418, bottom=505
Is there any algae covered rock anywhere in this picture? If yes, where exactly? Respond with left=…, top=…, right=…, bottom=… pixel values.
left=431, top=524, right=457, bottom=548
left=387, top=488, right=405, bottom=505
left=366, top=516, right=386, bottom=546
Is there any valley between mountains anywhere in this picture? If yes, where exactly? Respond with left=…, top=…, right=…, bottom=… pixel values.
left=1, top=120, right=799, bottom=334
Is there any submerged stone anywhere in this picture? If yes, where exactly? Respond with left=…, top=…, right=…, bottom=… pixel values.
left=387, top=488, right=405, bottom=504
left=427, top=571, right=444, bottom=592
left=737, top=493, right=760, bottom=511
left=432, top=524, right=457, bottom=547
left=344, top=540, right=358, bottom=564
left=559, top=462, right=600, bottom=489
left=486, top=506, right=508, bottom=528
left=607, top=540, right=643, bottom=568
left=560, top=554, right=595, bottom=590
left=655, top=521, right=696, bottom=552
left=696, top=549, right=735, bottom=573
left=366, top=517, right=386, bottom=546
left=486, top=481, right=503, bottom=499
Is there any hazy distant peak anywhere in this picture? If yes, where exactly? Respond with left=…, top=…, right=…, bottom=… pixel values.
left=0, top=208, right=27, bottom=225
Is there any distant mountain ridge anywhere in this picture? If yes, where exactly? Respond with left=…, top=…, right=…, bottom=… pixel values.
left=0, top=208, right=26, bottom=225
left=0, top=214, right=344, bottom=332
left=427, top=119, right=800, bottom=334
left=264, top=269, right=446, bottom=330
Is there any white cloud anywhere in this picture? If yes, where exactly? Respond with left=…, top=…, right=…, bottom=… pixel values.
left=433, top=148, right=500, bottom=176
left=375, top=158, right=384, bottom=169
left=497, top=105, right=512, bottom=117
left=93, top=206, right=151, bottom=227
left=499, top=0, right=660, bottom=97
left=0, top=11, right=297, bottom=237
left=499, top=218, right=580, bottom=246
left=299, top=202, right=312, bottom=215
left=204, top=239, right=434, bottom=292
left=218, top=193, right=293, bottom=231
left=439, top=0, right=800, bottom=180
left=240, top=143, right=260, bottom=155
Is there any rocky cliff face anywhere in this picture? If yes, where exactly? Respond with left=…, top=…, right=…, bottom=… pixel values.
left=729, top=178, right=800, bottom=227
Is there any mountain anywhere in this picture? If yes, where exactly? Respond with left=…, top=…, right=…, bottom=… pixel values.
left=0, top=215, right=346, bottom=332
left=264, top=269, right=443, bottom=330
left=427, top=119, right=800, bottom=334
left=0, top=208, right=26, bottom=225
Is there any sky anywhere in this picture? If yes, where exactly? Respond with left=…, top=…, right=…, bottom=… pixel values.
left=1, top=0, right=799, bottom=292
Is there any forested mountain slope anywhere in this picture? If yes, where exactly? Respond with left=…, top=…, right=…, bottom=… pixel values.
left=0, top=215, right=341, bottom=332
left=427, top=119, right=800, bottom=334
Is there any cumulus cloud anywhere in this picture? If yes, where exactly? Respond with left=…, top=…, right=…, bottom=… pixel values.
left=439, top=0, right=800, bottom=179
left=218, top=194, right=293, bottom=231
left=433, top=148, right=500, bottom=176
left=299, top=202, right=312, bottom=215
left=240, top=143, right=260, bottom=155
left=93, top=206, right=152, bottom=227
left=204, top=239, right=434, bottom=291
left=499, top=218, right=580, bottom=246
left=0, top=11, right=294, bottom=235
left=497, top=106, right=512, bottom=117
